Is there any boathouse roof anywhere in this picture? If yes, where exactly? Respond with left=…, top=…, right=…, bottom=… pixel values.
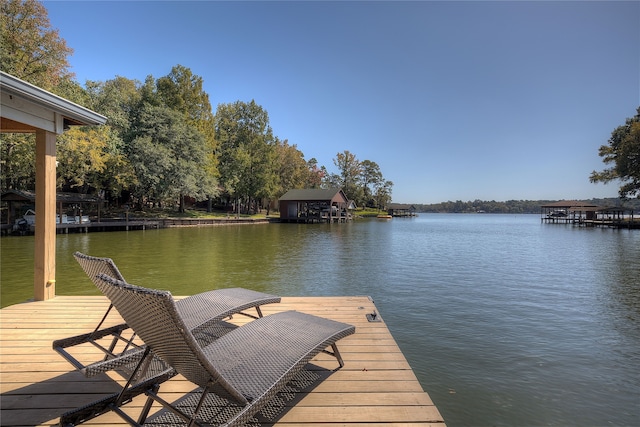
left=1, top=189, right=100, bottom=204
left=568, top=205, right=630, bottom=213
left=540, top=200, right=599, bottom=208
left=279, top=188, right=348, bottom=202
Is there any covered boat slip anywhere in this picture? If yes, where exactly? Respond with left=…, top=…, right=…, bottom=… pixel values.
left=540, top=200, right=637, bottom=228
left=0, top=295, right=445, bottom=426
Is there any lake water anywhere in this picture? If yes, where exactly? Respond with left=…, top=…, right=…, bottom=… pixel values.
left=1, top=214, right=639, bottom=426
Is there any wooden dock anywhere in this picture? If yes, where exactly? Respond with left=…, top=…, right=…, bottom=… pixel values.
left=541, top=216, right=640, bottom=229
left=0, top=296, right=445, bottom=426
left=2, top=218, right=273, bottom=236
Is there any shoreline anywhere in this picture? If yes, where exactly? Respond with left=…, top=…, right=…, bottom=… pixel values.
left=1, top=216, right=274, bottom=236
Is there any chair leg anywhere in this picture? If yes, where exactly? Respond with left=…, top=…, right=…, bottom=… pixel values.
left=321, top=343, right=345, bottom=368
left=142, top=387, right=210, bottom=427
left=115, top=347, right=151, bottom=406
left=90, top=304, right=115, bottom=336
left=333, top=343, right=345, bottom=368
left=136, top=383, right=160, bottom=424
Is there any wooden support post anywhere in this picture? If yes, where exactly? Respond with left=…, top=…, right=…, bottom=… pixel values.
left=34, top=129, right=56, bottom=301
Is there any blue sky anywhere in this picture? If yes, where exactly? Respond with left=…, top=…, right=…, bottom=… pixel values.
left=44, top=1, right=639, bottom=204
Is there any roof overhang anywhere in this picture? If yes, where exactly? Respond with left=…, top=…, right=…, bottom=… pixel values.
left=1, top=189, right=100, bottom=204
left=568, top=206, right=606, bottom=212
left=540, top=201, right=599, bottom=208
left=279, top=188, right=347, bottom=202
left=0, top=71, right=107, bottom=134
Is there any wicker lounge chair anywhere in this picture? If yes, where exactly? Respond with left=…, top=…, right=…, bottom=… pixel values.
left=54, top=252, right=281, bottom=426
left=92, top=273, right=355, bottom=426
left=55, top=252, right=281, bottom=378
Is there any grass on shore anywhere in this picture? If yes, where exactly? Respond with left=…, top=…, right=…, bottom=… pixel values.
left=116, top=207, right=386, bottom=220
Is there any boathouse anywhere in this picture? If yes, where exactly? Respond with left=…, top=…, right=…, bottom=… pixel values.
left=1, top=71, right=107, bottom=300
left=1, top=189, right=99, bottom=230
left=540, top=200, right=599, bottom=223
left=279, top=188, right=351, bottom=223
left=387, top=203, right=417, bottom=217
left=541, top=200, right=637, bottom=228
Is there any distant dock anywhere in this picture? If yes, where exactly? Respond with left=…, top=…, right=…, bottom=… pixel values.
left=541, top=201, right=638, bottom=229
left=2, top=217, right=272, bottom=236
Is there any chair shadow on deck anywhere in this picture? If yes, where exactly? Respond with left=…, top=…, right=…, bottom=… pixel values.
left=144, top=363, right=330, bottom=426
left=0, top=362, right=332, bottom=426
left=0, top=370, right=124, bottom=426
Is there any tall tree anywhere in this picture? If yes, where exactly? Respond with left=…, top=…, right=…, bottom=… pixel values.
left=360, top=160, right=383, bottom=207
left=85, top=76, right=141, bottom=137
left=274, top=139, right=308, bottom=194
left=214, top=100, right=276, bottom=214
left=305, top=157, right=325, bottom=188
left=333, top=150, right=362, bottom=203
left=156, top=65, right=219, bottom=204
left=590, top=107, right=640, bottom=199
left=128, top=103, right=216, bottom=211
left=374, top=180, right=394, bottom=211
left=156, top=65, right=213, bottom=124
left=0, top=0, right=73, bottom=90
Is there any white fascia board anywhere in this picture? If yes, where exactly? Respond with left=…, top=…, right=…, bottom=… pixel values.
left=0, top=71, right=107, bottom=128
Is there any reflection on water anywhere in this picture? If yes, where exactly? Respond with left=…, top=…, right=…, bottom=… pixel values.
left=1, top=215, right=639, bottom=426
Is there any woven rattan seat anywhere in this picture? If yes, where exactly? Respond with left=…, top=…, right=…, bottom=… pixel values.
left=93, top=273, right=355, bottom=426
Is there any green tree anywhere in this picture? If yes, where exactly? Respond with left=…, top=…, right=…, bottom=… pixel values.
left=0, top=134, right=35, bottom=190
left=59, top=76, right=141, bottom=200
left=305, top=157, right=325, bottom=188
left=374, top=180, right=393, bottom=211
left=590, top=107, right=640, bottom=199
left=54, top=77, right=91, bottom=105
left=323, top=171, right=342, bottom=189
left=333, top=150, right=362, bottom=203
left=0, top=0, right=73, bottom=89
left=129, top=103, right=216, bottom=211
left=156, top=65, right=213, bottom=124
left=360, top=159, right=383, bottom=207
left=85, top=76, right=142, bottom=137
left=274, top=138, right=308, bottom=194
left=155, top=66, right=219, bottom=208
left=214, top=100, right=276, bottom=214
left=56, top=126, right=135, bottom=196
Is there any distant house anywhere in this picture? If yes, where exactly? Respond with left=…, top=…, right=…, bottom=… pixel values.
left=279, top=188, right=351, bottom=223
left=387, top=203, right=417, bottom=217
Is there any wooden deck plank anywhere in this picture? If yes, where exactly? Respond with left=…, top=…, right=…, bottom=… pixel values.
left=0, top=296, right=445, bottom=426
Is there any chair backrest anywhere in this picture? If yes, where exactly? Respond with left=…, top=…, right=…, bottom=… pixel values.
left=93, top=273, right=247, bottom=404
left=73, top=252, right=127, bottom=288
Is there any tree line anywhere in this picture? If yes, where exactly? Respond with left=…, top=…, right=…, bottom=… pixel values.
left=0, top=0, right=393, bottom=214
left=415, top=198, right=640, bottom=214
